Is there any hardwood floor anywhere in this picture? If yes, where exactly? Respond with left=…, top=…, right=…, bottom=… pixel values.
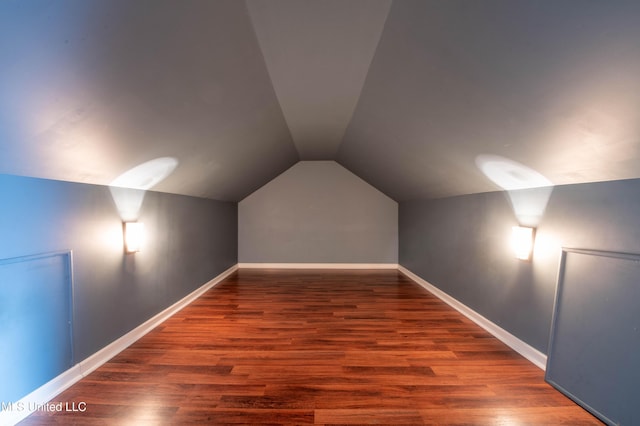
left=20, top=269, right=601, bottom=425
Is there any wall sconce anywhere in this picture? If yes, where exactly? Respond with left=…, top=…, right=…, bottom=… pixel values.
left=123, top=222, right=145, bottom=254
left=511, top=226, right=535, bottom=260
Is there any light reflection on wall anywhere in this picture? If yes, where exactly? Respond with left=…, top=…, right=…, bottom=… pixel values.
left=533, top=232, right=562, bottom=261
left=475, top=155, right=553, bottom=228
left=109, top=157, right=178, bottom=221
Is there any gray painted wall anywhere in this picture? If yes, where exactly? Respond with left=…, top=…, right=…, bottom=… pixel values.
left=399, top=178, right=640, bottom=353
left=239, top=161, right=398, bottom=263
left=0, top=174, right=237, bottom=362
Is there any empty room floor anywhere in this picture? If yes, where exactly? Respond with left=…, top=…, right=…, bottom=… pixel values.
left=20, top=269, right=601, bottom=425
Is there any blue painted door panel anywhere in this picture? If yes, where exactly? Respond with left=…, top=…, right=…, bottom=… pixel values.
left=0, top=252, right=73, bottom=403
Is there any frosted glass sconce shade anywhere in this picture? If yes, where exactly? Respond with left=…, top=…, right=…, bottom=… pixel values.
left=511, top=226, right=534, bottom=260
left=124, top=222, right=144, bottom=253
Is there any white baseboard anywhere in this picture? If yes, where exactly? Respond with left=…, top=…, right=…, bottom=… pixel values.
left=398, top=265, right=547, bottom=370
left=0, top=365, right=83, bottom=426
left=78, top=263, right=238, bottom=376
left=0, top=264, right=238, bottom=426
left=238, top=262, right=399, bottom=269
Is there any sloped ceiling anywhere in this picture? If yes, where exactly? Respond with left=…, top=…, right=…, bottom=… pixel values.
left=0, top=0, right=298, bottom=201
left=2, top=0, right=640, bottom=202
left=339, top=0, right=640, bottom=200
left=246, top=0, right=391, bottom=159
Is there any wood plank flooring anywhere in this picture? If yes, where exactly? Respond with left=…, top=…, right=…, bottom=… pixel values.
left=20, top=269, right=601, bottom=425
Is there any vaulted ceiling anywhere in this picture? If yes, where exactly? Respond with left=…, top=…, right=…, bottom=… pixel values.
left=2, top=0, right=640, bottom=202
